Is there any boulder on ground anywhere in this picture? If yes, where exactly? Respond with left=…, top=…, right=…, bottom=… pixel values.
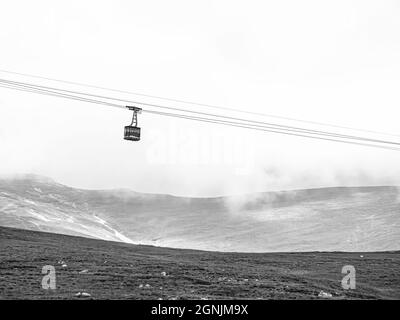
left=75, top=292, right=91, bottom=298
left=318, top=290, right=332, bottom=298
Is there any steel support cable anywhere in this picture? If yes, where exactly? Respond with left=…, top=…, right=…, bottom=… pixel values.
left=144, top=109, right=400, bottom=151
left=1, top=81, right=400, bottom=149
left=1, top=78, right=359, bottom=136
left=1, top=68, right=399, bottom=138
left=141, top=109, right=400, bottom=147
left=1, top=78, right=400, bottom=146
left=0, top=83, right=122, bottom=109
left=1, top=82, right=400, bottom=151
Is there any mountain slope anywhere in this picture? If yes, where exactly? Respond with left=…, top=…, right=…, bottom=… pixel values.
left=0, top=175, right=133, bottom=243
left=2, top=226, right=399, bottom=299
left=0, top=174, right=399, bottom=252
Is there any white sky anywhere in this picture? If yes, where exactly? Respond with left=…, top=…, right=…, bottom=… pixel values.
left=1, top=0, right=400, bottom=196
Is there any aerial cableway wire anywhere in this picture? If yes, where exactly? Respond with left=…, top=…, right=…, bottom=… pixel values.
left=0, top=82, right=121, bottom=108
left=1, top=78, right=400, bottom=147
left=1, top=68, right=399, bottom=138
left=1, top=80, right=400, bottom=151
left=1, top=81, right=400, bottom=151
left=144, top=110, right=400, bottom=151
left=2, top=77, right=370, bottom=138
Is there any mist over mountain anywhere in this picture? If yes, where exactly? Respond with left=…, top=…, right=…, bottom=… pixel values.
left=0, top=174, right=399, bottom=252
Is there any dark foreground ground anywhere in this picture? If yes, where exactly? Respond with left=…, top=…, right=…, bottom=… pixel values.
left=0, top=226, right=399, bottom=299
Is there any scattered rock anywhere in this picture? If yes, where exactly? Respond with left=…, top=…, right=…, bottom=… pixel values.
left=360, top=255, right=364, bottom=258
left=161, top=271, right=167, bottom=277
left=138, top=284, right=144, bottom=289
left=318, top=290, right=333, bottom=298
left=75, top=292, right=91, bottom=298
left=145, top=284, right=151, bottom=288
left=61, top=264, right=67, bottom=268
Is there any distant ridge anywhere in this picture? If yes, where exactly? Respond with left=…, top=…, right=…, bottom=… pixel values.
left=0, top=175, right=399, bottom=252
left=0, top=173, right=57, bottom=184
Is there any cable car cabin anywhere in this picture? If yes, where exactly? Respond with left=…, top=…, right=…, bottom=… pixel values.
left=124, top=106, right=142, bottom=141
left=124, top=126, right=141, bottom=141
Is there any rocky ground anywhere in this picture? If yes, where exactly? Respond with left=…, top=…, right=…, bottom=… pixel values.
left=0, top=226, right=399, bottom=299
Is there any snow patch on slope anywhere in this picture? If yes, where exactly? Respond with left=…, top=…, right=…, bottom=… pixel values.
left=93, top=215, right=134, bottom=244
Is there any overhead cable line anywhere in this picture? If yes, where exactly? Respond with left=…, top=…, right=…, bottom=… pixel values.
left=1, top=78, right=400, bottom=147
left=0, top=82, right=122, bottom=109
left=1, top=68, right=398, bottom=138
left=1, top=80, right=400, bottom=148
left=145, top=109, right=400, bottom=151
left=1, top=81, right=400, bottom=151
